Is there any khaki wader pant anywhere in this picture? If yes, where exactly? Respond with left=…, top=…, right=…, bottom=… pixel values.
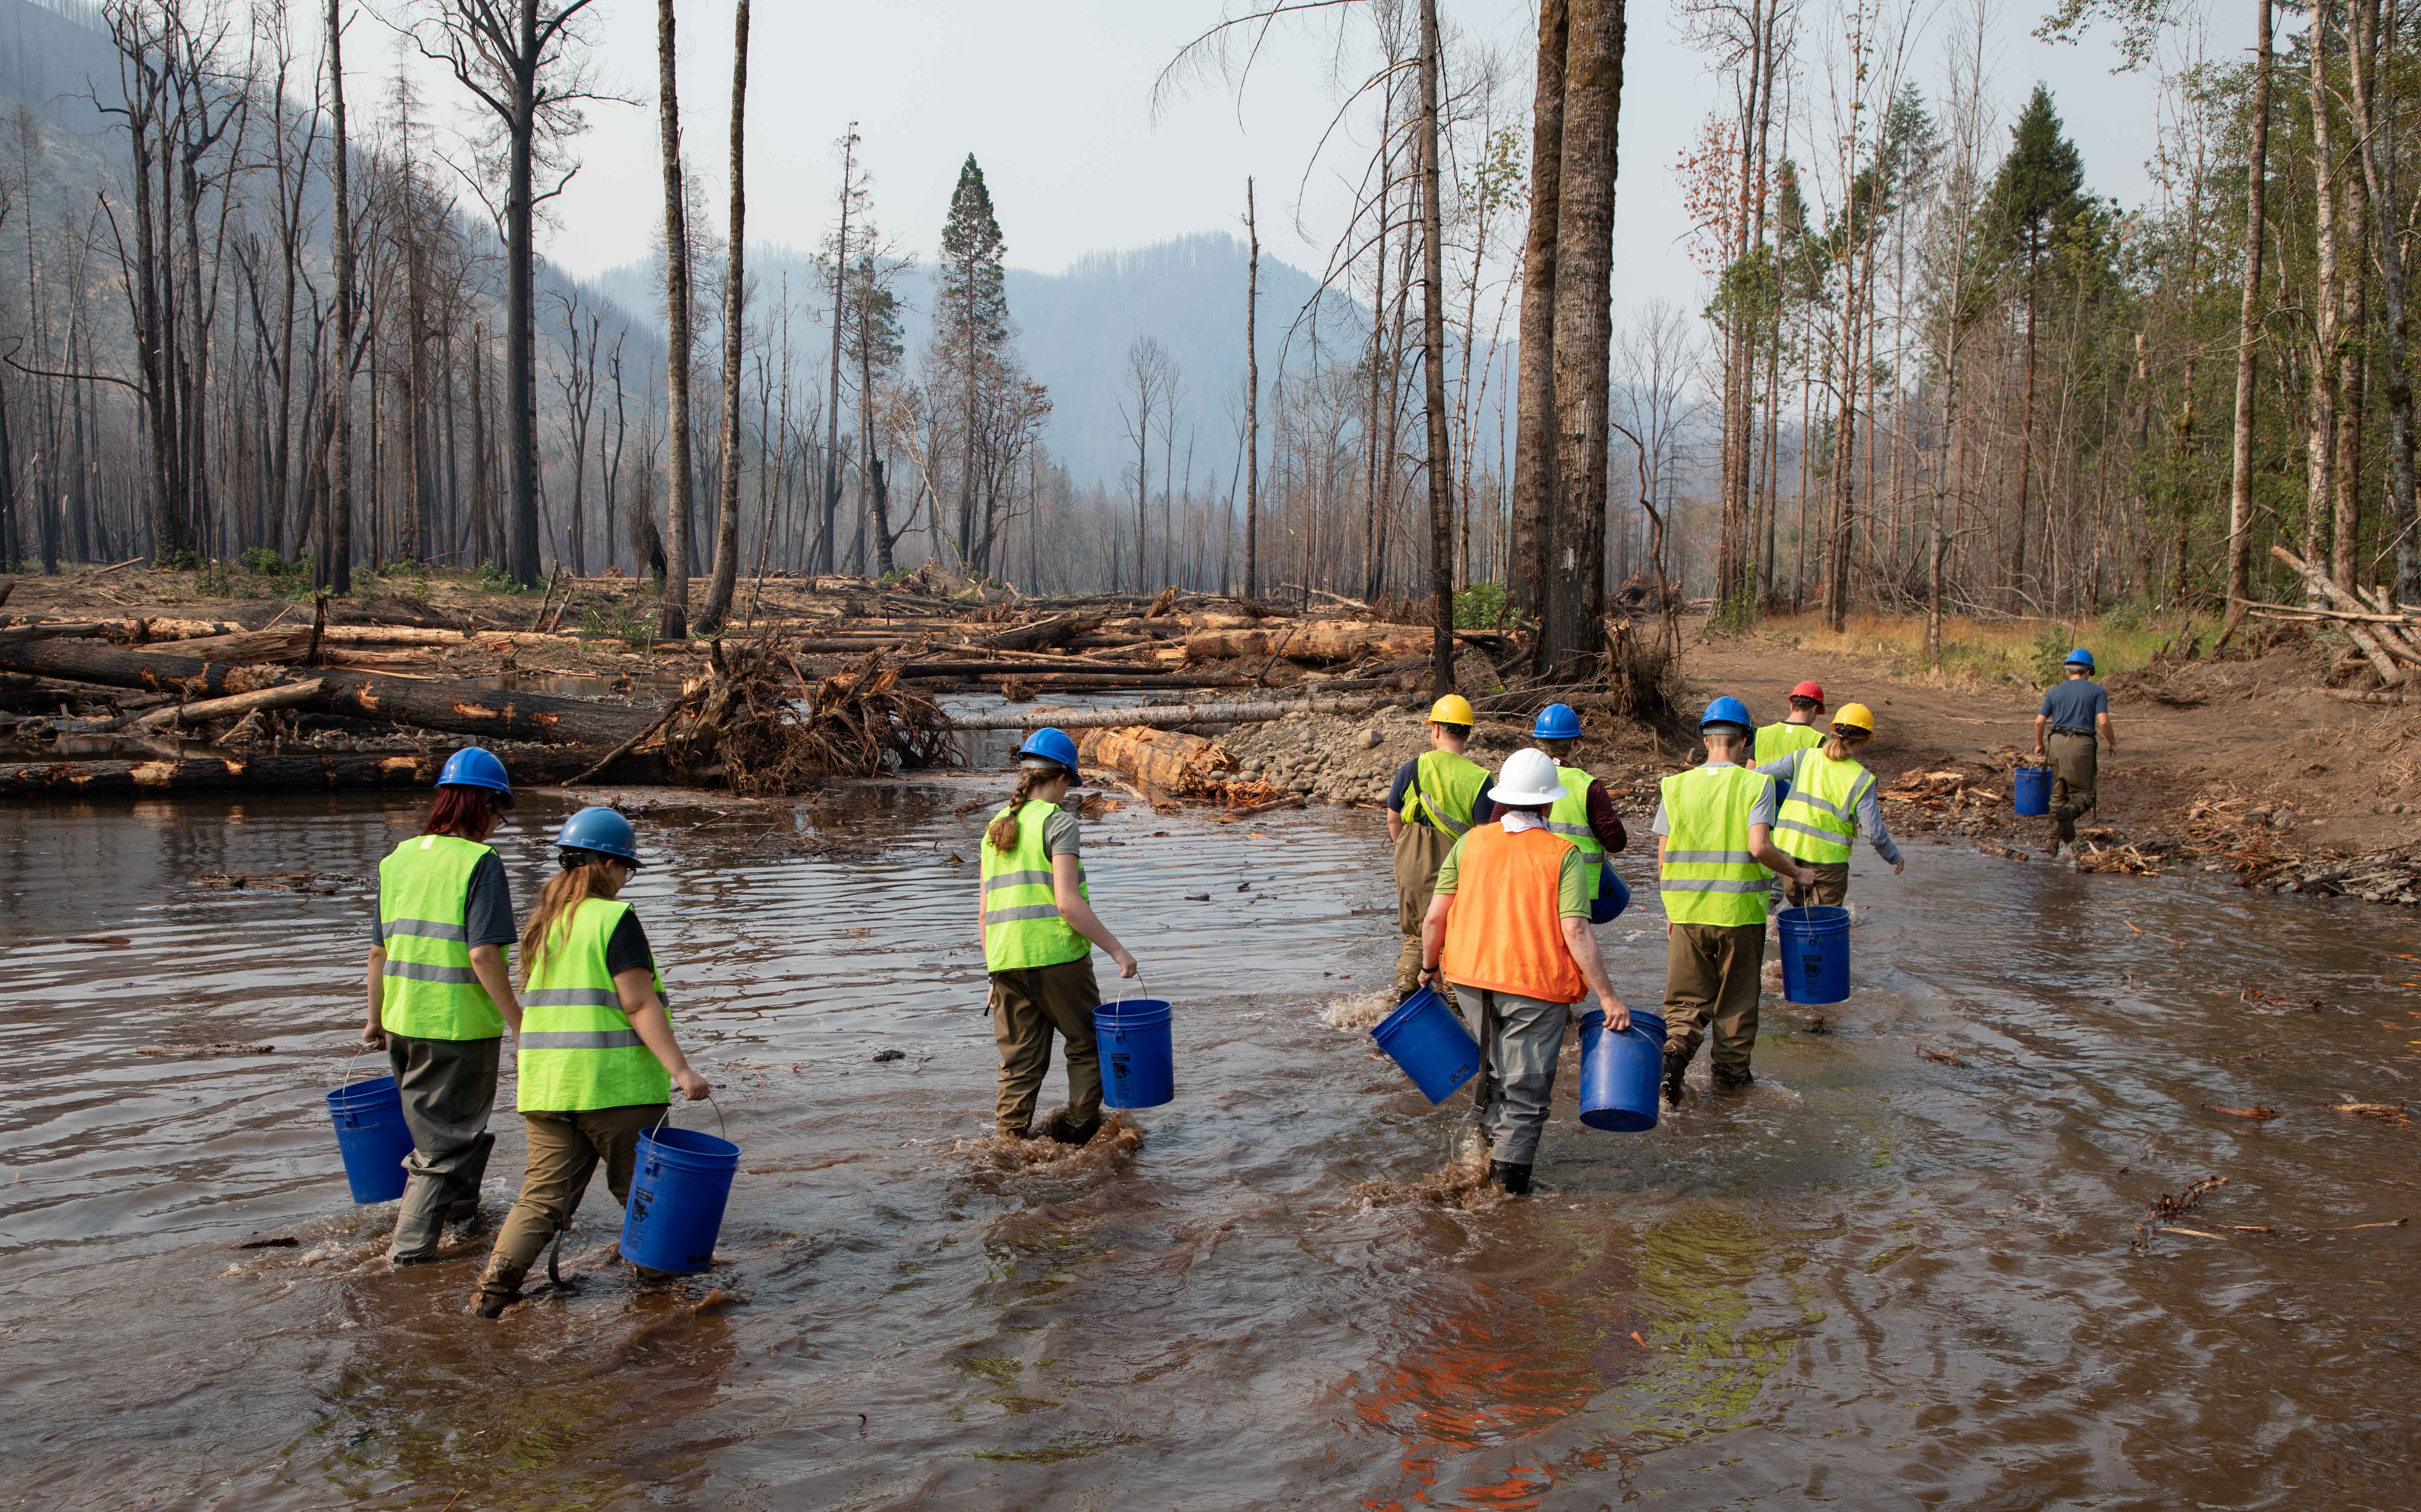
left=991, top=956, right=1102, bottom=1138
left=2047, top=731, right=2098, bottom=836
left=1783, top=861, right=1850, bottom=909
left=477, top=1102, right=669, bottom=1301
left=386, top=1031, right=501, bottom=1260
left=1393, top=821, right=1457, bottom=996
left=1663, top=922, right=1767, bottom=1078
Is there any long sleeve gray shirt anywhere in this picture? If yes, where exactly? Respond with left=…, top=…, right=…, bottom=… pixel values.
left=1754, top=753, right=1903, bottom=867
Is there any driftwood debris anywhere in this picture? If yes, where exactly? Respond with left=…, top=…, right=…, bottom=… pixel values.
left=945, top=695, right=1387, bottom=733
left=2267, top=546, right=2421, bottom=682
left=127, top=678, right=325, bottom=732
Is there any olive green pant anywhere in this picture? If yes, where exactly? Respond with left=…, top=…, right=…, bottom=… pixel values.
left=991, top=956, right=1101, bottom=1138
left=1663, top=922, right=1767, bottom=1077
left=477, top=1103, right=668, bottom=1301
left=1783, top=861, right=1850, bottom=909
left=1393, top=820, right=1457, bottom=995
left=385, top=1032, right=500, bottom=1261
left=2047, top=731, right=2098, bottom=838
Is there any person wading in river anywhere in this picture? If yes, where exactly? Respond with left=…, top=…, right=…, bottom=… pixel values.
left=364, top=747, right=524, bottom=1264
left=1656, top=699, right=1815, bottom=1103
left=1754, top=682, right=1830, bottom=768
left=467, top=808, right=707, bottom=1316
left=473, top=807, right=709, bottom=1318
left=1473, top=702, right=1628, bottom=911
left=2033, top=648, right=2117, bottom=854
left=1419, top=747, right=1631, bottom=1195
left=1755, top=703, right=1905, bottom=907
left=979, top=729, right=1140, bottom=1147
left=1387, top=694, right=1489, bottom=997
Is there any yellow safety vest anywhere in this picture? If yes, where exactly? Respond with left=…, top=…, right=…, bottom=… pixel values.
left=1657, top=764, right=1773, bottom=927
left=1753, top=720, right=1825, bottom=768
left=1398, top=748, right=1488, bottom=835
left=1774, top=746, right=1873, bottom=865
left=376, top=834, right=504, bottom=1040
left=1544, top=766, right=1607, bottom=900
left=517, top=897, right=672, bottom=1111
left=980, top=799, right=1091, bottom=972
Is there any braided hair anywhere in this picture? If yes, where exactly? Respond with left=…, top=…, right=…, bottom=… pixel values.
left=985, top=763, right=1069, bottom=854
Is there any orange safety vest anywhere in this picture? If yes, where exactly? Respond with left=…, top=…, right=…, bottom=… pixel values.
left=1439, top=824, right=1586, bottom=1004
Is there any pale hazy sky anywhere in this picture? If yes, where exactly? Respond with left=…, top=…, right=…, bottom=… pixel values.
left=354, top=1, right=2250, bottom=320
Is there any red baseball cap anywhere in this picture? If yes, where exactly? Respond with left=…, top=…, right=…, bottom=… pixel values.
left=1789, top=680, right=1825, bottom=711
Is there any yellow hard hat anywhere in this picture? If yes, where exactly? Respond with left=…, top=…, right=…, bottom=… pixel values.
left=1832, top=702, right=1875, bottom=735
left=1427, top=693, right=1476, bottom=726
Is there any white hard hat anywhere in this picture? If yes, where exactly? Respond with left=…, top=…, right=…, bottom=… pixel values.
left=1489, top=747, right=1566, bottom=807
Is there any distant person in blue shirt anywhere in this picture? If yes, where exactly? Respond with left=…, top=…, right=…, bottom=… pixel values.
left=2032, top=647, right=2118, bottom=853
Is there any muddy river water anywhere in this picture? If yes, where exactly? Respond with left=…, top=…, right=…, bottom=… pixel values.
left=3, top=774, right=2417, bottom=1509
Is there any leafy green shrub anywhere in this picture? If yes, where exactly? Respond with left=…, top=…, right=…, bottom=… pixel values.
left=1453, top=581, right=1512, bottom=629
left=579, top=599, right=654, bottom=647
left=475, top=559, right=513, bottom=590
left=159, top=549, right=202, bottom=571
left=2029, top=624, right=2079, bottom=687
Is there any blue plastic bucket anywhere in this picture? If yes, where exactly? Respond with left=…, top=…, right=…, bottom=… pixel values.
left=1778, top=905, right=1851, bottom=1004
left=2013, top=764, right=2052, bottom=816
left=1590, top=862, right=1631, bottom=925
left=326, top=1074, right=415, bottom=1204
left=620, top=1124, right=740, bottom=1275
left=1370, top=986, right=1481, bottom=1103
left=1095, top=996, right=1175, bottom=1109
left=1578, top=1008, right=1667, bottom=1132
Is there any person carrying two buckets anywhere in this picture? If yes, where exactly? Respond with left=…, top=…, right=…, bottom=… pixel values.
left=363, top=747, right=525, bottom=1265
left=1654, top=698, right=1815, bottom=1103
left=472, top=806, right=710, bottom=1318
left=979, top=728, right=1141, bottom=1147
left=1754, top=682, right=1830, bottom=768
left=1417, top=748, right=1633, bottom=1196
left=1754, top=702, right=1905, bottom=908
left=1386, top=694, right=1491, bottom=996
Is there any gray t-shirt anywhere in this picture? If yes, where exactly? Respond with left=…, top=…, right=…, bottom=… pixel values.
left=2038, top=678, right=2109, bottom=733
left=1649, top=761, right=1778, bottom=836
left=1042, top=807, right=1080, bottom=860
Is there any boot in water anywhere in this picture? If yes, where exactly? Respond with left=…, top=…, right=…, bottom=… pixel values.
left=1487, top=1161, right=1533, bottom=1196
left=1712, top=1063, right=1755, bottom=1094
left=1045, top=1110, right=1101, bottom=1147
left=469, top=1265, right=524, bottom=1320
left=1662, top=1051, right=1690, bottom=1107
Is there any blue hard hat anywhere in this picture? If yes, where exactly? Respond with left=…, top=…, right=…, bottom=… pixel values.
left=1700, top=695, right=1754, bottom=733
left=556, top=805, right=641, bottom=867
left=437, top=746, right=514, bottom=808
left=1016, top=727, right=1080, bottom=775
left=2065, top=647, right=2096, bottom=670
left=1531, top=702, right=1582, bottom=741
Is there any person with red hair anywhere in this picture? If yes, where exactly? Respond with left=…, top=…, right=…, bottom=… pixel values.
left=363, top=748, right=525, bottom=1263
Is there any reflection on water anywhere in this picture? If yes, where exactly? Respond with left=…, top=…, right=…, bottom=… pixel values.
left=2, top=782, right=2418, bottom=1508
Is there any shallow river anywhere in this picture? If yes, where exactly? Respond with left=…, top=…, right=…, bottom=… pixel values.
left=2, top=777, right=2416, bottom=1510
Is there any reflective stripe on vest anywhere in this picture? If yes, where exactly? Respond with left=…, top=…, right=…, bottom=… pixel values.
left=1658, top=765, right=1774, bottom=927
left=1753, top=721, right=1825, bottom=769
left=979, top=800, right=1091, bottom=972
left=1439, top=824, right=1587, bottom=1004
left=376, top=833, right=504, bottom=1040
left=1399, top=748, right=1488, bottom=835
left=1775, top=747, right=1871, bottom=864
left=1546, top=766, right=1606, bottom=900
left=515, top=896, right=672, bottom=1112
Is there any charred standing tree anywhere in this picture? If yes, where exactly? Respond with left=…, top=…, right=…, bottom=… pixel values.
left=655, top=0, right=693, bottom=636
left=1243, top=175, right=1261, bottom=600
left=1541, top=0, right=1624, bottom=677
left=413, top=0, right=602, bottom=589
left=693, top=0, right=750, bottom=635
left=1415, top=0, right=1456, bottom=694
left=1510, top=0, right=1567, bottom=630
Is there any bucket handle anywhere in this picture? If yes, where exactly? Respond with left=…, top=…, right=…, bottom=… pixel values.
left=1109, top=970, right=1149, bottom=1010
left=334, top=1037, right=379, bottom=1095
left=650, top=1094, right=727, bottom=1145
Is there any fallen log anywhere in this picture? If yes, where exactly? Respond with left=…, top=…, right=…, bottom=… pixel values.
left=967, top=608, right=1110, bottom=653
left=1075, top=725, right=1285, bottom=806
left=128, top=678, right=325, bottom=732
left=0, top=621, right=112, bottom=641
left=1179, top=619, right=1500, bottom=665
left=0, top=638, right=658, bottom=745
left=153, top=627, right=315, bottom=665
left=0, top=747, right=603, bottom=797
left=2270, top=546, right=2413, bottom=683
left=947, top=695, right=1387, bottom=731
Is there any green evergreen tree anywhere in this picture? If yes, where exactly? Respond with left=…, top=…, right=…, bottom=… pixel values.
left=936, top=154, right=1008, bottom=565
left=1985, top=84, right=2087, bottom=594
